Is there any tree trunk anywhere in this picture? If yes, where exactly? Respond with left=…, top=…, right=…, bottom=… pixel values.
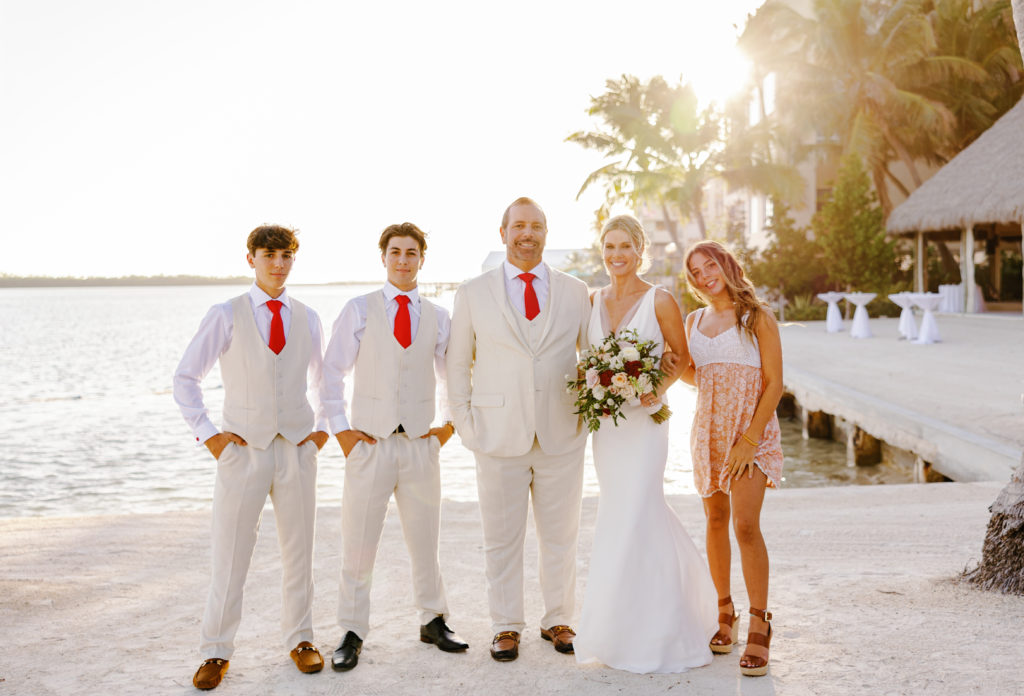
left=882, top=162, right=911, bottom=199
left=1013, top=1, right=1024, bottom=55
left=659, top=200, right=682, bottom=250
left=964, top=452, right=1024, bottom=594
left=693, top=188, right=707, bottom=240
left=871, top=168, right=894, bottom=217
left=967, top=0, right=1024, bottom=597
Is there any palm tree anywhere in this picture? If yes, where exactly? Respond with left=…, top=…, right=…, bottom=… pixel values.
left=568, top=75, right=801, bottom=243
left=738, top=0, right=990, bottom=212
left=567, top=75, right=709, bottom=244
left=924, top=0, right=1024, bottom=157
left=965, top=0, right=1024, bottom=598
left=1015, top=0, right=1024, bottom=46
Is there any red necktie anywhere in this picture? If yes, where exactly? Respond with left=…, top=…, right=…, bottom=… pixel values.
left=266, top=299, right=286, bottom=354
left=394, top=294, right=412, bottom=348
left=518, top=272, right=539, bottom=320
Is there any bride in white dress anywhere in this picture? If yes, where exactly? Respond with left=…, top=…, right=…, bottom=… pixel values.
left=574, top=215, right=718, bottom=674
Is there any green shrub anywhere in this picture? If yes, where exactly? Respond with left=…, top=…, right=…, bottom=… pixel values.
left=784, top=294, right=828, bottom=321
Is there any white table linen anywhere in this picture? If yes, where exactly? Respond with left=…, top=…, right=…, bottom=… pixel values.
left=937, top=283, right=986, bottom=313
left=908, top=293, right=942, bottom=344
left=888, top=292, right=918, bottom=341
left=816, top=292, right=845, bottom=332
left=843, top=292, right=876, bottom=339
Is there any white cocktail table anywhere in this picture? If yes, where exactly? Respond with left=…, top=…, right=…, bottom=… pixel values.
left=888, top=292, right=918, bottom=341
left=816, top=292, right=845, bottom=333
left=844, top=292, right=876, bottom=339
left=908, top=292, right=942, bottom=344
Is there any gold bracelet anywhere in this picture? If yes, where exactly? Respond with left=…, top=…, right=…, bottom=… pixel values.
left=741, top=433, right=760, bottom=447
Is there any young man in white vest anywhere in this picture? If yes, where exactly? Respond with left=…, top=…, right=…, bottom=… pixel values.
left=321, top=222, right=468, bottom=672
left=173, top=225, right=329, bottom=690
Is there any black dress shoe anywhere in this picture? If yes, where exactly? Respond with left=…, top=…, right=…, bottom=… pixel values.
left=331, top=631, right=362, bottom=671
left=419, top=616, right=469, bottom=652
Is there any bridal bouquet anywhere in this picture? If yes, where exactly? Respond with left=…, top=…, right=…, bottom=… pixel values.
left=567, top=328, right=672, bottom=433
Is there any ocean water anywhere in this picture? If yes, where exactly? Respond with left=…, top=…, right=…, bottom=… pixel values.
left=0, top=285, right=896, bottom=518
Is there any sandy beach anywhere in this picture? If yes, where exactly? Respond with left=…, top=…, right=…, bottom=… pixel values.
left=2, top=481, right=1020, bottom=696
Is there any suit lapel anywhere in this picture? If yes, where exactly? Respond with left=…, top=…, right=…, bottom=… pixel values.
left=535, top=264, right=560, bottom=349
left=487, top=266, right=531, bottom=351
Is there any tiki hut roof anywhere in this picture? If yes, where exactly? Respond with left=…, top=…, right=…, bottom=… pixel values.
left=887, top=97, right=1024, bottom=234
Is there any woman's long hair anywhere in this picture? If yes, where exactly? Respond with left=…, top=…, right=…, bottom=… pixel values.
left=683, top=240, right=767, bottom=344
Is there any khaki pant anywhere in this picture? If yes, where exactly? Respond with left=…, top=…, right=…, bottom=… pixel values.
left=474, top=439, right=585, bottom=634
left=337, top=433, right=449, bottom=638
left=200, top=436, right=319, bottom=659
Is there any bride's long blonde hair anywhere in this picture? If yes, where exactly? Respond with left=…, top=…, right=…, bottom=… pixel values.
left=683, top=240, right=767, bottom=344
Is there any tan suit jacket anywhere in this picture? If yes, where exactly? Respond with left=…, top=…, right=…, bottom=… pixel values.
left=447, top=264, right=591, bottom=457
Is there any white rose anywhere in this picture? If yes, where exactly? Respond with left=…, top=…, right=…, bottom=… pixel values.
left=621, top=346, right=641, bottom=362
left=636, top=373, right=653, bottom=393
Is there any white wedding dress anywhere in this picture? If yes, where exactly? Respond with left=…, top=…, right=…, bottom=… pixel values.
left=574, top=286, right=718, bottom=674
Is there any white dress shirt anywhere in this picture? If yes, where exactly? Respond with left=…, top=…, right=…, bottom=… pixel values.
left=321, top=282, right=451, bottom=435
left=173, top=283, right=328, bottom=444
left=503, top=260, right=550, bottom=317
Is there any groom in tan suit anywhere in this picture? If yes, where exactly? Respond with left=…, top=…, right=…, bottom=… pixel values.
left=447, top=197, right=590, bottom=662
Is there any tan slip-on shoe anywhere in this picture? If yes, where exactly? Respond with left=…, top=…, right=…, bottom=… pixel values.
left=193, top=658, right=228, bottom=690
left=540, top=625, right=576, bottom=654
left=290, top=641, right=324, bottom=673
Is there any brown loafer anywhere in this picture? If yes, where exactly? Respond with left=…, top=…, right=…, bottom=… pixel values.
left=490, top=631, right=520, bottom=662
left=290, top=641, right=324, bottom=673
left=540, top=625, right=575, bottom=654
left=193, top=658, right=229, bottom=690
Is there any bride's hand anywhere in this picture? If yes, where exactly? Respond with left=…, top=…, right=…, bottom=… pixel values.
left=726, top=439, right=758, bottom=479
left=640, top=392, right=660, bottom=408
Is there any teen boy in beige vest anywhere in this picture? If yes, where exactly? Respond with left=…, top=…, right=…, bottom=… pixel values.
left=173, top=225, right=329, bottom=690
left=321, top=222, right=468, bottom=673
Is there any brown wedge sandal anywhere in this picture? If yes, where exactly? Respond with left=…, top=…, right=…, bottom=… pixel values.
left=740, top=607, right=772, bottom=677
left=709, top=595, right=739, bottom=654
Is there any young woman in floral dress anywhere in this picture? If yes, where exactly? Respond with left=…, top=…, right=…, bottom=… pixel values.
left=681, top=240, right=783, bottom=677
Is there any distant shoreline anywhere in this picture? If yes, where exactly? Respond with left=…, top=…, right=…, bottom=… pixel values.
left=0, top=275, right=384, bottom=288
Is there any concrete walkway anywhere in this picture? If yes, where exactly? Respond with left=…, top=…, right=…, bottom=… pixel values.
left=779, top=313, right=1024, bottom=481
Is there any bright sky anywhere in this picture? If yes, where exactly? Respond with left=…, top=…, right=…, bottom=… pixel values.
left=1, top=0, right=762, bottom=283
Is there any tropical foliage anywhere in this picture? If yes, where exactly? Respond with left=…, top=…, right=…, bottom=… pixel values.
left=568, top=0, right=1022, bottom=304
left=567, top=75, right=801, bottom=242
left=812, top=154, right=897, bottom=292
left=737, top=0, right=1023, bottom=212
left=748, top=202, right=825, bottom=301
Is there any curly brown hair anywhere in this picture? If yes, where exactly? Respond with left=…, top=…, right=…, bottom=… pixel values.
left=246, top=225, right=299, bottom=255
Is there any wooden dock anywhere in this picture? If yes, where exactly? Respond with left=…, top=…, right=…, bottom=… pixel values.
left=779, top=314, right=1023, bottom=482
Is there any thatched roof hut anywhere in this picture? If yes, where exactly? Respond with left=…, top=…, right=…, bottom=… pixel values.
left=888, top=99, right=1024, bottom=234
left=886, top=98, right=1024, bottom=313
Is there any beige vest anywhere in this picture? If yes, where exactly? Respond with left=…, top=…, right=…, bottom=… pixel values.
left=512, top=295, right=549, bottom=432
left=220, top=294, right=315, bottom=449
left=351, top=291, right=437, bottom=439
